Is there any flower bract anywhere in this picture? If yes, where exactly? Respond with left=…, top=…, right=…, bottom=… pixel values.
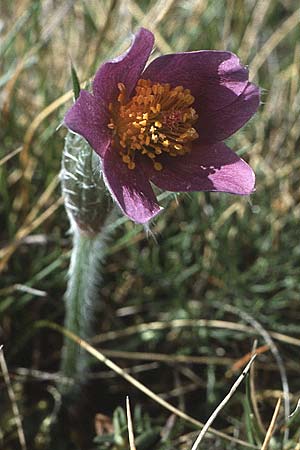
left=65, top=28, right=260, bottom=224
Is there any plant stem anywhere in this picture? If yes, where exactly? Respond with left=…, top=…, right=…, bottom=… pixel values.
left=60, top=224, right=107, bottom=389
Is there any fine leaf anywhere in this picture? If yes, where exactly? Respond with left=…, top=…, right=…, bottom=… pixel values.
left=71, top=62, right=81, bottom=100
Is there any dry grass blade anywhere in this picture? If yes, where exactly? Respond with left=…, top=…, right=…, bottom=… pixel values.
left=0, top=146, right=22, bottom=166
left=226, top=345, right=269, bottom=377
left=239, top=0, right=272, bottom=59
left=127, top=0, right=172, bottom=53
left=0, top=196, right=63, bottom=272
left=222, top=305, right=290, bottom=444
left=251, top=7, right=300, bottom=77
left=1, top=60, right=27, bottom=118
left=91, top=319, right=300, bottom=348
left=140, top=0, right=177, bottom=27
left=260, top=397, right=282, bottom=450
left=250, top=341, right=266, bottom=435
left=0, top=346, right=27, bottom=450
left=0, top=174, right=60, bottom=271
left=42, top=322, right=258, bottom=449
left=190, top=355, right=256, bottom=450
left=97, top=348, right=234, bottom=365
left=86, top=348, right=297, bottom=373
left=23, top=174, right=60, bottom=226
left=40, top=1, right=73, bottom=42
left=20, top=89, right=74, bottom=184
left=126, top=396, right=137, bottom=450
left=289, top=398, right=300, bottom=418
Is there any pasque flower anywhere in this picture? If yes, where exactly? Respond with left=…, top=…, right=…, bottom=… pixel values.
left=65, top=28, right=260, bottom=224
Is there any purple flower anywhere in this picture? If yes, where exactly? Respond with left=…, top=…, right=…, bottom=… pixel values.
left=65, top=28, right=260, bottom=224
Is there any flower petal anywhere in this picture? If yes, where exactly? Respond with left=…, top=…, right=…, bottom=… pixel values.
left=143, top=50, right=249, bottom=111
left=64, top=90, right=111, bottom=157
left=102, top=146, right=162, bottom=224
left=143, top=142, right=255, bottom=195
left=93, top=28, right=154, bottom=105
left=198, top=82, right=260, bottom=143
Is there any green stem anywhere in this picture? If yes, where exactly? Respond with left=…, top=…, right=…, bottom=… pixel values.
left=60, top=224, right=107, bottom=387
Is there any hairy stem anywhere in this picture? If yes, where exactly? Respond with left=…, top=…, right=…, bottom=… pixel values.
left=59, top=131, right=113, bottom=390
left=60, top=226, right=107, bottom=384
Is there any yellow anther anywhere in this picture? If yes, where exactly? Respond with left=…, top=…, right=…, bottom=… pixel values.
left=175, top=86, right=183, bottom=93
left=108, top=78, right=198, bottom=171
left=128, top=161, right=136, bottom=170
left=186, top=94, right=195, bottom=104
left=174, top=144, right=183, bottom=150
left=122, top=155, right=131, bottom=163
left=117, top=82, right=125, bottom=91
left=154, top=162, right=163, bottom=171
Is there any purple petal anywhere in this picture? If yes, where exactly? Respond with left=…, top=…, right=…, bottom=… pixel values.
left=102, top=146, right=162, bottom=224
left=93, top=28, right=154, bottom=105
left=197, top=82, right=260, bottom=143
left=143, top=142, right=255, bottom=195
left=143, top=50, right=249, bottom=111
left=64, top=90, right=111, bottom=157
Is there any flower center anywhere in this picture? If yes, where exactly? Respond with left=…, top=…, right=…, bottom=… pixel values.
left=108, top=79, right=199, bottom=170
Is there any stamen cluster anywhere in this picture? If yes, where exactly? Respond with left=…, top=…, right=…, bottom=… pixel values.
left=108, top=79, right=199, bottom=170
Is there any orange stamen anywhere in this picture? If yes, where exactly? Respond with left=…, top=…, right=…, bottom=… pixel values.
left=107, top=79, right=199, bottom=171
